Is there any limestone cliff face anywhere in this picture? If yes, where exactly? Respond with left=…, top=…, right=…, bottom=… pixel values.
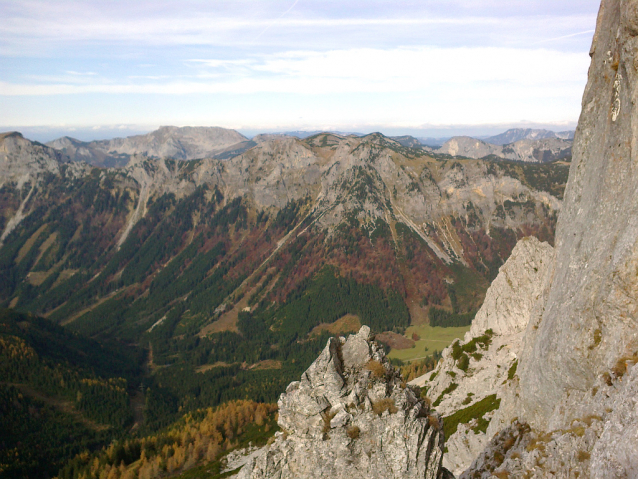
left=102, top=126, right=249, bottom=160
left=518, top=0, right=638, bottom=431
left=239, top=326, right=450, bottom=479
left=0, top=132, right=89, bottom=245
left=433, top=1, right=638, bottom=476
left=410, top=237, right=554, bottom=476
left=0, top=132, right=73, bottom=188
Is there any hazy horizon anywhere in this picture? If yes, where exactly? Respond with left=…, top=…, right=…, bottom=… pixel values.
left=1, top=1, right=597, bottom=135
left=0, top=120, right=578, bottom=144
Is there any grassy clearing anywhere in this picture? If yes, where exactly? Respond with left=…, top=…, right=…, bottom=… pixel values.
left=387, top=324, right=470, bottom=362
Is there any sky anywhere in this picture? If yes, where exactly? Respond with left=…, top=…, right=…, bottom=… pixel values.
left=0, top=0, right=601, bottom=141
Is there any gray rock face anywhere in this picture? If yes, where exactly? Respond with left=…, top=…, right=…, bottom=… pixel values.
left=485, top=128, right=568, bottom=145
left=436, top=136, right=572, bottom=162
left=462, top=364, right=638, bottom=479
left=410, top=237, right=553, bottom=476
left=518, top=0, right=638, bottom=432
left=1, top=131, right=69, bottom=185
left=238, top=326, right=448, bottom=479
left=0, top=132, right=88, bottom=245
left=46, top=126, right=250, bottom=166
left=104, top=126, right=248, bottom=160
left=468, top=237, right=554, bottom=339
left=456, top=1, right=638, bottom=476
left=46, top=136, right=131, bottom=168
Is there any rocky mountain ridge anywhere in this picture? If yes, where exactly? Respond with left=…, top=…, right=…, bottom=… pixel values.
left=436, top=136, right=572, bottom=163
left=3, top=131, right=565, bottom=269
left=485, top=128, right=575, bottom=145
left=46, top=126, right=252, bottom=167
left=41, top=126, right=577, bottom=168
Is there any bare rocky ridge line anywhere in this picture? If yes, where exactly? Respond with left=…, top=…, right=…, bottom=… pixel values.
left=436, top=136, right=572, bottom=163
left=484, top=128, right=575, bottom=146
left=0, top=131, right=562, bottom=270
left=239, top=326, right=452, bottom=479
left=41, top=125, right=576, bottom=167
left=46, top=126, right=251, bottom=167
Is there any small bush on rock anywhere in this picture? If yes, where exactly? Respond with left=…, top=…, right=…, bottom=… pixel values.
left=428, top=415, right=441, bottom=429
left=346, top=425, right=360, bottom=439
left=611, top=353, right=638, bottom=378
left=441, top=394, right=501, bottom=438
left=457, top=353, right=470, bottom=372
left=507, top=360, right=518, bottom=380
left=372, top=398, right=398, bottom=416
left=365, top=360, right=386, bottom=378
left=321, top=409, right=337, bottom=434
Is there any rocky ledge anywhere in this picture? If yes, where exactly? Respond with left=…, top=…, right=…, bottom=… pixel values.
left=238, top=326, right=451, bottom=479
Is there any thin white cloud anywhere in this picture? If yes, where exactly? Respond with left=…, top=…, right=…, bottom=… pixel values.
left=0, top=1, right=597, bottom=129
left=252, top=0, right=302, bottom=43
left=1, top=8, right=595, bottom=50
left=186, top=59, right=256, bottom=68
left=1, top=46, right=588, bottom=96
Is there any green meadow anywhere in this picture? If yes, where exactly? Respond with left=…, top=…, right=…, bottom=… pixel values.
left=388, top=324, right=471, bottom=362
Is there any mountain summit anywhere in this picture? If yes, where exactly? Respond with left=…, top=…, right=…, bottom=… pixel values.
left=46, top=126, right=252, bottom=166
left=484, top=128, right=574, bottom=145
left=436, top=136, right=572, bottom=162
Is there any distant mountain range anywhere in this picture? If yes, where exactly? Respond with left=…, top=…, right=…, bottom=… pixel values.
left=484, top=128, right=575, bottom=145
left=46, top=126, right=253, bottom=167
left=435, top=136, right=573, bottom=163
left=43, top=126, right=576, bottom=167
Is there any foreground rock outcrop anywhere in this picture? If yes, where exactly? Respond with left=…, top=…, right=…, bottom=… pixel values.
left=239, top=326, right=450, bottom=479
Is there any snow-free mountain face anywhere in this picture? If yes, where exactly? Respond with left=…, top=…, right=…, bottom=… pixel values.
left=1, top=129, right=565, bottom=356
left=45, top=126, right=577, bottom=167
left=484, top=128, right=558, bottom=145
left=484, top=128, right=575, bottom=145
left=389, top=135, right=423, bottom=148
left=0, top=132, right=82, bottom=188
left=436, top=136, right=572, bottom=163
left=46, top=125, right=252, bottom=167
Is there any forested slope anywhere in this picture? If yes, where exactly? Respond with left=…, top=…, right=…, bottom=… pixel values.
left=0, top=308, right=140, bottom=478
